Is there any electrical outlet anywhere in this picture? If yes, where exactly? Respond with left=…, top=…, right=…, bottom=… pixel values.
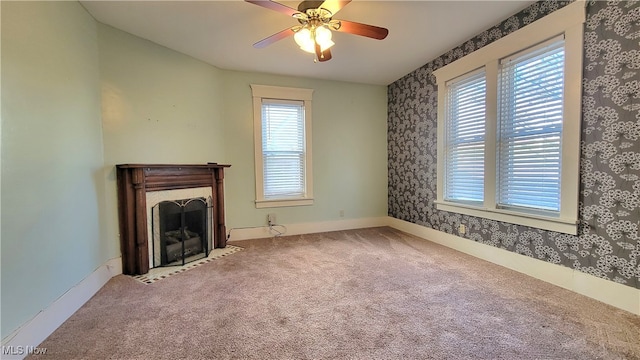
left=339, top=209, right=344, bottom=217
left=267, top=213, right=276, bottom=225
left=458, top=224, right=467, bottom=234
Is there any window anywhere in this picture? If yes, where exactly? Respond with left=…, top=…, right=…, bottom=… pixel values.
left=444, top=69, right=486, bottom=204
left=251, top=85, right=314, bottom=208
left=497, top=37, right=565, bottom=215
left=433, top=1, right=585, bottom=234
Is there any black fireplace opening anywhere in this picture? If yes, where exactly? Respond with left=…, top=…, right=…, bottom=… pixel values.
left=152, top=197, right=212, bottom=267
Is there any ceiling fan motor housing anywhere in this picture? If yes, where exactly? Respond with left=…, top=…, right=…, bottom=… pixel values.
left=297, top=1, right=325, bottom=12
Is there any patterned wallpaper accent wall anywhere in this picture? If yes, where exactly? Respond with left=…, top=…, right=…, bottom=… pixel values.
left=387, top=0, right=639, bottom=288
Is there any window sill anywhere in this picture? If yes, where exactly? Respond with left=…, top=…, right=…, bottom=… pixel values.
left=255, top=198, right=314, bottom=209
left=435, top=201, right=578, bottom=235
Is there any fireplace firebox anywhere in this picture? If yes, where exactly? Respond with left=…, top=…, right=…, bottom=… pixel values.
left=153, top=197, right=211, bottom=267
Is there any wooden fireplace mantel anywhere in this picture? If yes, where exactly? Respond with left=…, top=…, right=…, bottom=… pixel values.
left=116, top=163, right=231, bottom=275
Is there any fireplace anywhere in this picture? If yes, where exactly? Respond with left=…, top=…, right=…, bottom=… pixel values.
left=116, top=163, right=230, bottom=275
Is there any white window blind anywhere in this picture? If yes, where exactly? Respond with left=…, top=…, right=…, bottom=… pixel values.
left=497, top=37, right=565, bottom=213
left=444, top=70, right=486, bottom=203
left=261, top=99, right=306, bottom=199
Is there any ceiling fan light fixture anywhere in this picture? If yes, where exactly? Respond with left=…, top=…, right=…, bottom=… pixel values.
left=294, top=27, right=316, bottom=53
left=315, top=26, right=334, bottom=51
left=294, top=25, right=334, bottom=54
left=246, top=0, right=389, bottom=62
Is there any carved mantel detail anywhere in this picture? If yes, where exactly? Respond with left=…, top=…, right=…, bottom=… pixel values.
left=116, top=163, right=231, bottom=275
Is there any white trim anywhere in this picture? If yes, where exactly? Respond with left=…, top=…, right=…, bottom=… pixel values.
left=1, top=257, right=122, bottom=359
left=255, top=198, right=314, bottom=208
left=434, top=201, right=579, bottom=235
left=250, top=84, right=313, bottom=101
left=386, top=217, right=640, bottom=316
left=227, top=217, right=388, bottom=241
left=560, top=22, right=584, bottom=225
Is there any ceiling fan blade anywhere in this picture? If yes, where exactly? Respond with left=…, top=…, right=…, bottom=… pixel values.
left=319, top=0, right=351, bottom=16
left=314, top=43, right=332, bottom=62
left=245, top=0, right=300, bottom=17
left=319, top=48, right=332, bottom=62
left=253, top=28, right=295, bottom=48
left=336, top=20, right=388, bottom=40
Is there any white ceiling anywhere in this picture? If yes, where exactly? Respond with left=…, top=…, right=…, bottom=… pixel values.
left=80, top=0, right=536, bottom=85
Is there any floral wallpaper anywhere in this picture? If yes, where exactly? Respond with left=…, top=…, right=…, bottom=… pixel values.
left=388, top=0, right=639, bottom=288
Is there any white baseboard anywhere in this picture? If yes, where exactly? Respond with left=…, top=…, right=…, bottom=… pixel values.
left=227, top=216, right=389, bottom=241
left=386, top=217, right=640, bottom=316
left=1, top=257, right=122, bottom=359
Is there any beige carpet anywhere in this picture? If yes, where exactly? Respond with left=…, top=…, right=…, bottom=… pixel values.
left=31, top=227, right=640, bottom=359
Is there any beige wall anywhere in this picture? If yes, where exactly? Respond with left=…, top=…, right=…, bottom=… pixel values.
left=1, top=1, right=105, bottom=337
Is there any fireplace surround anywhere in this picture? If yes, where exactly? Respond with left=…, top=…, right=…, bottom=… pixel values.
left=116, top=163, right=230, bottom=275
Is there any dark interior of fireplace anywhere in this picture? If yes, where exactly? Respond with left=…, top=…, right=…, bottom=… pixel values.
left=154, top=197, right=210, bottom=267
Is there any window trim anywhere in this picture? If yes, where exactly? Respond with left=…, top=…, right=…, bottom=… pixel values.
left=433, top=0, right=585, bottom=235
left=251, top=84, right=314, bottom=208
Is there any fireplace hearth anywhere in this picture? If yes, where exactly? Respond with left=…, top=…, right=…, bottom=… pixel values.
left=117, top=163, right=230, bottom=275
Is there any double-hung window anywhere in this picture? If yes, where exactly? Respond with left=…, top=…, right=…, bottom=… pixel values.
left=434, top=1, right=585, bottom=234
left=497, top=38, right=565, bottom=215
left=444, top=69, right=487, bottom=205
left=251, top=84, right=314, bottom=208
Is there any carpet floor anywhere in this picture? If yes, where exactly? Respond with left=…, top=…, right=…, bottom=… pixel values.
left=31, top=227, right=640, bottom=359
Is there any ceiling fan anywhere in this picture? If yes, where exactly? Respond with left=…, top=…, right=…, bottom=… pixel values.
left=245, top=0, right=389, bottom=62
